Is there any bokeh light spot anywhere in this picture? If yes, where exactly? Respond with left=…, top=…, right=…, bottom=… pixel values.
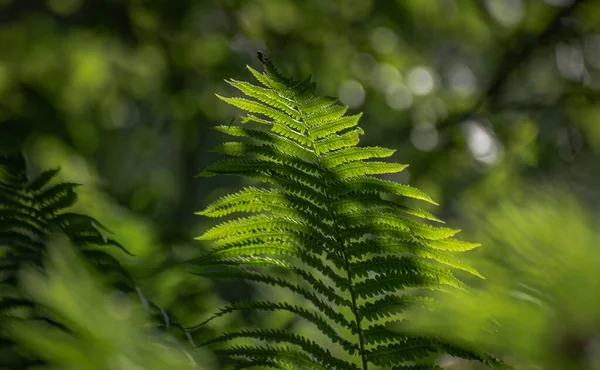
left=338, top=80, right=366, bottom=108
left=556, top=42, right=585, bottom=81
left=448, top=63, right=477, bottom=97
left=485, top=0, right=525, bottom=28
left=386, top=82, right=413, bottom=111
left=371, top=63, right=401, bottom=92
left=463, top=120, right=502, bottom=165
left=261, top=0, right=299, bottom=33
left=370, top=27, right=398, bottom=55
left=410, top=124, right=439, bottom=152
left=407, top=66, right=435, bottom=96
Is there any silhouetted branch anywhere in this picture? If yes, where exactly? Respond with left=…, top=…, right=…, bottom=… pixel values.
left=408, top=0, right=590, bottom=182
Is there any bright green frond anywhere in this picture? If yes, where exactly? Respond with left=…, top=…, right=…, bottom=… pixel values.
left=198, top=158, right=324, bottom=192
left=247, top=65, right=280, bottom=90
left=197, top=187, right=329, bottom=221
left=321, top=147, right=395, bottom=167
left=215, top=125, right=316, bottom=160
left=332, top=196, right=444, bottom=223
left=339, top=212, right=459, bottom=240
left=354, top=270, right=465, bottom=299
left=349, top=255, right=454, bottom=280
left=191, top=243, right=299, bottom=263
left=332, top=177, right=438, bottom=205
left=271, top=121, right=314, bottom=147
left=198, top=55, right=489, bottom=370
left=187, top=300, right=356, bottom=352
left=217, top=95, right=305, bottom=133
left=330, top=161, right=408, bottom=180
left=427, top=238, right=481, bottom=252
left=303, top=105, right=349, bottom=127
left=192, top=266, right=352, bottom=329
left=214, top=345, right=328, bottom=370
left=366, top=340, right=448, bottom=366
left=227, top=79, right=300, bottom=119
left=199, top=214, right=331, bottom=244
left=310, top=114, right=362, bottom=140
left=313, top=128, right=363, bottom=154
left=347, top=239, right=483, bottom=278
left=203, top=329, right=358, bottom=370
left=299, top=96, right=338, bottom=115
left=211, top=142, right=320, bottom=175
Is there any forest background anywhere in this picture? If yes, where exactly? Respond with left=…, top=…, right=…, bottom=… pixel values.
left=1, top=0, right=600, bottom=369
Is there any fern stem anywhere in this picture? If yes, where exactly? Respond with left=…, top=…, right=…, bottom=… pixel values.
left=317, top=163, right=369, bottom=370
left=344, top=254, right=369, bottom=370
left=301, top=97, right=369, bottom=368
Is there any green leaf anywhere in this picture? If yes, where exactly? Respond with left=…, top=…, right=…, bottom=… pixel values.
left=198, top=55, right=490, bottom=369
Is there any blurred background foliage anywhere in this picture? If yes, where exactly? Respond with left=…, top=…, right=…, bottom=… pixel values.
left=1, top=0, right=599, bottom=368
left=408, top=186, right=600, bottom=369
left=5, top=239, right=211, bottom=370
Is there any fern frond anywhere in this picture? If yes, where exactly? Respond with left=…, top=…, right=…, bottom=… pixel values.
left=0, top=153, right=189, bottom=369
left=367, top=339, right=500, bottom=367
left=0, top=155, right=133, bottom=277
left=215, top=345, right=328, bottom=370
left=217, top=96, right=305, bottom=133
left=331, top=177, right=438, bottom=205
left=333, top=196, right=444, bottom=223
left=214, top=125, right=316, bottom=161
left=313, top=128, right=363, bottom=154
left=200, top=186, right=327, bottom=216
left=203, top=329, right=359, bottom=370
left=188, top=300, right=357, bottom=352
left=196, top=55, right=491, bottom=369
left=191, top=266, right=352, bottom=329
left=354, top=270, right=465, bottom=299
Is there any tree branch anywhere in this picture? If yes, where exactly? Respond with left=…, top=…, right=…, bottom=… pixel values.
left=407, top=0, right=590, bottom=182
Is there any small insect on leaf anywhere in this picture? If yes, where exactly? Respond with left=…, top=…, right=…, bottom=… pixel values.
left=257, top=51, right=268, bottom=64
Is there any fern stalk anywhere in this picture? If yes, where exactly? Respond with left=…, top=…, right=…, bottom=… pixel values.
left=320, top=165, right=370, bottom=369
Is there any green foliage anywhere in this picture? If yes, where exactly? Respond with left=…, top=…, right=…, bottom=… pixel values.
left=192, top=55, right=500, bottom=369
left=406, top=188, right=600, bottom=370
left=0, top=153, right=191, bottom=368
left=0, top=153, right=131, bottom=287
left=4, top=240, right=205, bottom=370
left=0, top=153, right=132, bottom=367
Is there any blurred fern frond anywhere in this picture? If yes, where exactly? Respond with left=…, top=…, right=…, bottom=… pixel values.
left=192, top=54, right=501, bottom=369
left=0, top=153, right=191, bottom=368
left=0, top=153, right=131, bottom=288
left=5, top=240, right=206, bottom=370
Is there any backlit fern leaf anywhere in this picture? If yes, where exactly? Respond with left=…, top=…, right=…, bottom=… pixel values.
left=193, top=54, right=500, bottom=369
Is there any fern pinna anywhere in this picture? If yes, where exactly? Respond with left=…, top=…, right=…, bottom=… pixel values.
left=193, top=54, right=499, bottom=369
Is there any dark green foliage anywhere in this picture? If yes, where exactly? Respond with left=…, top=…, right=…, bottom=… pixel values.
left=0, top=153, right=131, bottom=287
left=193, top=55, right=501, bottom=369
left=0, top=153, right=190, bottom=368
left=5, top=242, right=202, bottom=370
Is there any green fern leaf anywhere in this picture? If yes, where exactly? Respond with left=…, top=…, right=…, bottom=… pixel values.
left=194, top=55, right=496, bottom=369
